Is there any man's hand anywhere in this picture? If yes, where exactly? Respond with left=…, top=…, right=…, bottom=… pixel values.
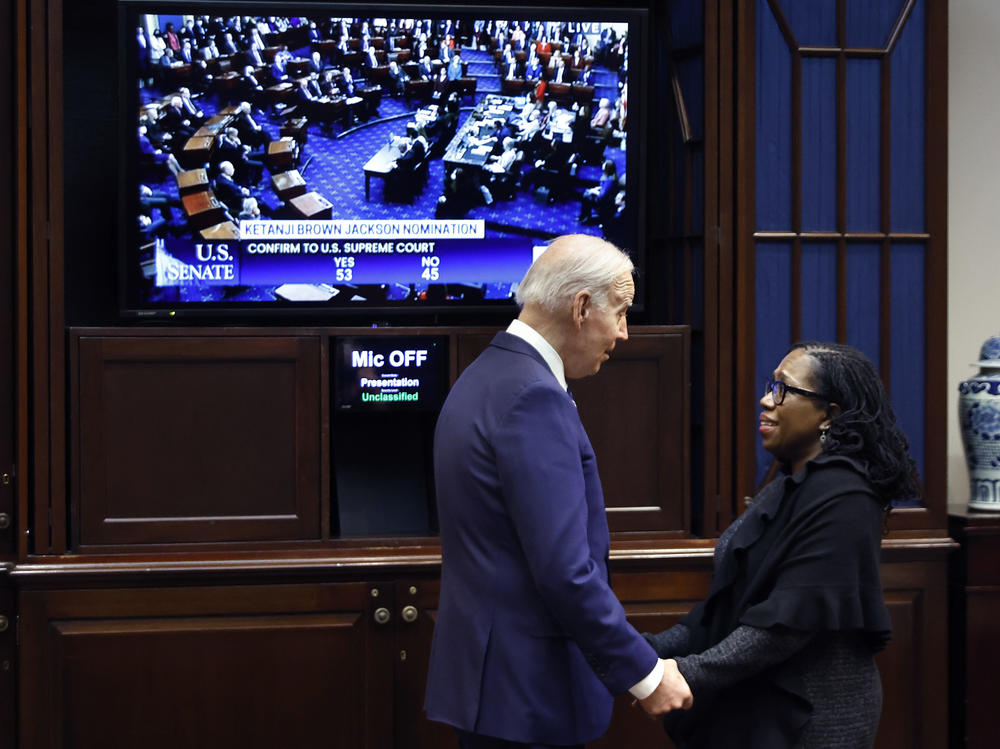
left=637, top=658, right=693, bottom=716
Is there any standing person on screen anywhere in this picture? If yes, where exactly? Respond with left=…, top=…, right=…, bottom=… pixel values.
left=447, top=52, right=463, bottom=82
left=425, top=235, right=688, bottom=749
left=642, top=341, right=919, bottom=748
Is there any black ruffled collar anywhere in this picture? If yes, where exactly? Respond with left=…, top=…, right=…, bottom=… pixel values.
left=702, top=453, right=872, bottom=618
left=783, top=451, right=869, bottom=487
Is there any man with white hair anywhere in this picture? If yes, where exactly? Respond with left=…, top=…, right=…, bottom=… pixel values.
left=590, top=97, right=613, bottom=133
left=234, top=100, right=268, bottom=148
left=417, top=54, right=435, bottom=81
left=180, top=38, right=195, bottom=64
left=240, top=65, right=264, bottom=103
left=213, top=160, right=250, bottom=216
left=387, top=60, right=408, bottom=97
left=309, top=50, right=324, bottom=75
left=482, top=136, right=523, bottom=201
left=161, top=95, right=194, bottom=137
left=447, top=51, right=463, bottom=82
left=138, top=124, right=182, bottom=175
left=177, top=87, right=205, bottom=125
left=425, top=236, right=690, bottom=748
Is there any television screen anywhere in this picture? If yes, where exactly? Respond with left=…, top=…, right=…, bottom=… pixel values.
left=122, top=2, right=645, bottom=318
left=334, top=335, right=448, bottom=410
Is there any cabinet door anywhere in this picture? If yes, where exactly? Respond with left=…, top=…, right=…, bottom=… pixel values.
left=73, top=336, right=322, bottom=547
left=18, top=581, right=393, bottom=749
left=456, top=328, right=692, bottom=535
left=0, top=579, right=13, bottom=748
left=393, top=578, right=458, bottom=749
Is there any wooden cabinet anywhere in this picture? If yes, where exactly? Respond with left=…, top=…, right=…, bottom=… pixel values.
left=949, top=506, right=1000, bottom=749
left=0, top=572, right=13, bottom=749
left=13, top=542, right=952, bottom=749
left=72, top=335, right=323, bottom=548
left=2, top=326, right=946, bottom=749
left=18, top=578, right=387, bottom=749
left=15, top=569, right=461, bottom=749
left=66, top=327, right=691, bottom=550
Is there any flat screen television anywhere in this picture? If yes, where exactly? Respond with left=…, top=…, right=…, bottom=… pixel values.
left=120, top=1, right=647, bottom=319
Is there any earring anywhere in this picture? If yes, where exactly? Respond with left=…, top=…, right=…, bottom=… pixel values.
left=820, top=427, right=828, bottom=444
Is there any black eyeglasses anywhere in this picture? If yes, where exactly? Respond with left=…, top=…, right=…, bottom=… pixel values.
left=764, top=379, right=829, bottom=406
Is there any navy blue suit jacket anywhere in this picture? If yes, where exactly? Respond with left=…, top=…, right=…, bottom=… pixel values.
left=424, top=332, right=656, bottom=744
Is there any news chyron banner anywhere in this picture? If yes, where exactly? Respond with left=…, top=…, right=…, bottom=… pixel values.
left=154, top=219, right=532, bottom=288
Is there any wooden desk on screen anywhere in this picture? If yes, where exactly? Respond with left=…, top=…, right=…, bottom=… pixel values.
left=182, top=135, right=215, bottom=169
left=571, top=83, right=596, bottom=106
left=200, top=221, right=240, bottom=241
left=272, top=169, right=307, bottom=202
left=362, top=143, right=406, bottom=201
left=404, top=79, right=431, bottom=106
left=315, top=40, right=338, bottom=58
left=286, top=58, right=311, bottom=78
left=164, top=63, right=192, bottom=88
left=501, top=78, right=529, bottom=97
left=176, top=168, right=209, bottom=196
left=266, top=138, right=298, bottom=173
left=182, top=190, right=227, bottom=230
left=265, top=82, right=296, bottom=109
left=214, top=71, right=240, bottom=94
left=289, top=191, right=333, bottom=219
left=280, top=117, right=309, bottom=145
left=195, top=114, right=233, bottom=137
left=546, top=82, right=572, bottom=105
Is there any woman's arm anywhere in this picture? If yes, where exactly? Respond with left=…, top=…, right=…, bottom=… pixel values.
left=642, top=622, right=694, bottom=659
left=674, top=625, right=814, bottom=701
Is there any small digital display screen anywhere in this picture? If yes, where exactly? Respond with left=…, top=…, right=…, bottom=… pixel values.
left=334, top=335, right=448, bottom=410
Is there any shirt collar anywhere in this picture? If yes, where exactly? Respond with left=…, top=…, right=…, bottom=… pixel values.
left=506, top=318, right=567, bottom=391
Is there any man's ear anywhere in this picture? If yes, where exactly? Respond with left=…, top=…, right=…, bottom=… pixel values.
left=572, top=290, right=591, bottom=328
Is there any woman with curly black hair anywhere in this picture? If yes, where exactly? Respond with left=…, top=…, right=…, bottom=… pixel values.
left=643, top=341, right=919, bottom=748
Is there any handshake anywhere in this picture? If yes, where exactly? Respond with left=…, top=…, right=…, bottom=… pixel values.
left=636, top=658, right=693, bottom=717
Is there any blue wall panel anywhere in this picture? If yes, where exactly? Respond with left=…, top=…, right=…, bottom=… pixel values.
left=756, top=0, right=793, bottom=231
left=890, top=0, right=926, bottom=233
left=780, top=0, right=837, bottom=47
left=755, top=243, right=793, bottom=484
left=669, top=0, right=704, bottom=48
left=801, top=59, right=837, bottom=231
left=845, top=0, right=908, bottom=49
left=846, top=60, right=882, bottom=233
left=800, top=243, right=838, bottom=342
left=754, top=0, right=929, bottom=505
left=844, top=244, right=882, bottom=369
left=890, top=243, right=926, bottom=487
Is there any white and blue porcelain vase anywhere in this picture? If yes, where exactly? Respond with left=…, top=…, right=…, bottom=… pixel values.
left=959, top=334, right=1000, bottom=511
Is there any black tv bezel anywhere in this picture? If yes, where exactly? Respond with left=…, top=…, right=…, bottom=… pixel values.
left=118, top=0, right=649, bottom=324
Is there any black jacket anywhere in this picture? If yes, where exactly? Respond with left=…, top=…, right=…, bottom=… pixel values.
left=666, top=454, right=891, bottom=747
